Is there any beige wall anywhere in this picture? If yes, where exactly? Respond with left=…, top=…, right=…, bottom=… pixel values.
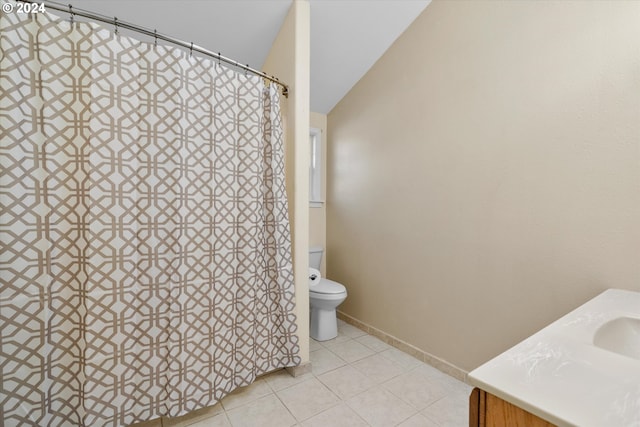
left=327, top=0, right=640, bottom=372
left=310, top=111, right=327, bottom=275
left=263, top=0, right=311, bottom=364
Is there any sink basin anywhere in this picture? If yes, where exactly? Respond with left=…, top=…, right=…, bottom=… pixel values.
left=593, top=316, right=640, bottom=360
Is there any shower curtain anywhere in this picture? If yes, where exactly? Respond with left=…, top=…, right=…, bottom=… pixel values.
left=1, top=7, right=300, bottom=427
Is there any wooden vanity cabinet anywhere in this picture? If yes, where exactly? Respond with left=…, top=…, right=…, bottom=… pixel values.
left=469, top=388, right=557, bottom=427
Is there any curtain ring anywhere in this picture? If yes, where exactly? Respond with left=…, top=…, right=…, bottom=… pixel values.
left=189, top=42, right=193, bottom=57
left=245, top=65, right=249, bottom=77
left=217, top=52, right=221, bottom=67
left=114, top=17, right=118, bottom=34
left=68, top=4, right=74, bottom=24
left=154, top=29, right=158, bottom=47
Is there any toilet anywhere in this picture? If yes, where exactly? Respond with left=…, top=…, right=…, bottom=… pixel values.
left=309, top=247, right=347, bottom=341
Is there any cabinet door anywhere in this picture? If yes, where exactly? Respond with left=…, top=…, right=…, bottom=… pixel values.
left=469, top=388, right=556, bottom=427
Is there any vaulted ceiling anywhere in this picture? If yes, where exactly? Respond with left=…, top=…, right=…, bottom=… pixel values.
left=65, top=0, right=430, bottom=113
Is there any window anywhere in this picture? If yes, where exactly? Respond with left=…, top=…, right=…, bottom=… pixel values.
left=309, top=128, right=322, bottom=207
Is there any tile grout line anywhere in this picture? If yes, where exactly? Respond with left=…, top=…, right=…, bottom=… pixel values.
left=303, top=379, right=343, bottom=422
left=272, top=373, right=344, bottom=425
left=270, top=386, right=301, bottom=426
left=342, top=397, right=374, bottom=427
left=264, top=371, right=311, bottom=421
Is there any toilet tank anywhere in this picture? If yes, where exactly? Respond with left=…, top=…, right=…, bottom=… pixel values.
left=309, top=247, right=323, bottom=270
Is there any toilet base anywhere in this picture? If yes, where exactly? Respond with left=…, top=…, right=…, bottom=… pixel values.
left=310, top=307, right=338, bottom=341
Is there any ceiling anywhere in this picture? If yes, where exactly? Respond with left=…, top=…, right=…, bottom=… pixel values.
left=65, top=0, right=430, bottom=114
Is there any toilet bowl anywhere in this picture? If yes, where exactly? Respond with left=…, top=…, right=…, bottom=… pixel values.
left=309, top=248, right=347, bottom=341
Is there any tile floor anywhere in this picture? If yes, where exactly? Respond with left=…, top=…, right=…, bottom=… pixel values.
left=160, top=319, right=472, bottom=427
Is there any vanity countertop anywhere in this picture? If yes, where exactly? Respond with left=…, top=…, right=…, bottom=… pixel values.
left=468, top=288, right=640, bottom=427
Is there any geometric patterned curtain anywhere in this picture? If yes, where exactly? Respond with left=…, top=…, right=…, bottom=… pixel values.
left=0, top=7, right=300, bottom=426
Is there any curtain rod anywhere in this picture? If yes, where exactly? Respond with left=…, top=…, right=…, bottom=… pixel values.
left=18, top=0, right=289, bottom=97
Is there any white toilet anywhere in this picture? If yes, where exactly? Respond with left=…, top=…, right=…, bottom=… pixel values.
left=309, top=247, right=347, bottom=341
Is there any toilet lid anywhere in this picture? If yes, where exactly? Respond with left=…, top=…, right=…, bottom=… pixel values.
left=310, top=278, right=346, bottom=295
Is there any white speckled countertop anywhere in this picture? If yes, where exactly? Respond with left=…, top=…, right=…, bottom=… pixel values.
left=468, top=289, right=640, bottom=427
